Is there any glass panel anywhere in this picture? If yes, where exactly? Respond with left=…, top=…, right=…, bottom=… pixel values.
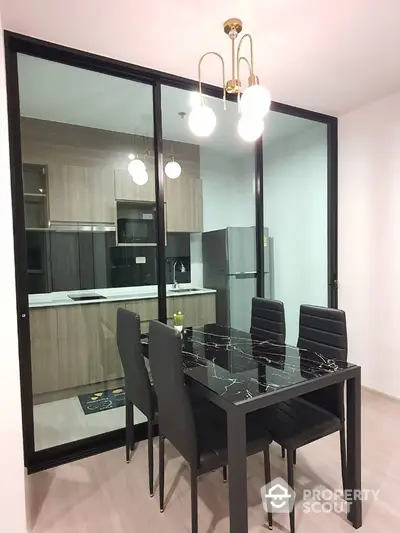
left=17, top=54, right=158, bottom=451
left=161, top=86, right=256, bottom=333
left=263, top=112, right=328, bottom=345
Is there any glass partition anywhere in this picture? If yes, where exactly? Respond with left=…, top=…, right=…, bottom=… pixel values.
left=17, top=54, right=158, bottom=450
left=161, top=86, right=257, bottom=333
left=262, top=113, right=328, bottom=345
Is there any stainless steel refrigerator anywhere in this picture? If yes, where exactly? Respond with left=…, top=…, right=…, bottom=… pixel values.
left=202, top=226, right=273, bottom=332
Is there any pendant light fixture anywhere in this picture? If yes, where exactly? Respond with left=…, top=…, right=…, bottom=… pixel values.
left=188, top=18, right=271, bottom=142
left=165, top=156, right=182, bottom=179
left=128, top=153, right=148, bottom=185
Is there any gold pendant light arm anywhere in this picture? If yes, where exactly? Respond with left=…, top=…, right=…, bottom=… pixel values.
left=236, top=33, right=259, bottom=86
left=198, top=51, right=227, bottom=110
left=237, top=56, right=252, bottom=83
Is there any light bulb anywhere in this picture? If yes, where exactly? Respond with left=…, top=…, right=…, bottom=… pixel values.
left=128, top=153, right=135, bottom=160
left=132, top=169, right=149, bottom=186
left=240, top=85, right=271, bottom=118
left=188, top=105, right=216, bottom=137
left=128, top=158, right=146, bottom=177
left=165, top=159, right=182, bottom=179
left=237, top=115, right=264, bottom=142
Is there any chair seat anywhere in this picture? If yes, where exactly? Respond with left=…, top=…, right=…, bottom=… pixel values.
left=196, top=410, right=272, bottom=474
left=262, top=397, right=341, bottom=450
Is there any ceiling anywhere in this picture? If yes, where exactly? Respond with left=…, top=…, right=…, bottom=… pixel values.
left=18, top=54, right=315, bottom=156
left=2, top=0, right=400, bottom=115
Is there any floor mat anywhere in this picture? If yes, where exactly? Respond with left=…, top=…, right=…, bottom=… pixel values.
left=78, top=387, right=125, bottom=415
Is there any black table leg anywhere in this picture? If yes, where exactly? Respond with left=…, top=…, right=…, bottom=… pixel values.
left=347, top=370, right=362, bottom=528
left=227, top=409, right=248, bottom=533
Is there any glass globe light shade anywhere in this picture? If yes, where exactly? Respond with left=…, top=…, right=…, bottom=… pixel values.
left=188, top=105, right=216, bottom=137
left=165, top=159, right=182, bottom=179
left=237, top=115, right=264, bottom=142
left=240, top=85, right=271, bottom=118
left=128, top=158, right=146, bottom=176
left=132, top=169, right=149, bottom=186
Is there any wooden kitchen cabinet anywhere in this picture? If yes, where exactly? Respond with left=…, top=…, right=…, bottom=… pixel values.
left=165, top=174, right=203, bottom=233
left=125, top=299, right=158, bottom=334
left=167, top=293, right=216, bottom=327
left=48, top=164, right=115, bottom=223
left=30, top=308, right=59, bottom=395
left=114, top=168, right=155, bottom=202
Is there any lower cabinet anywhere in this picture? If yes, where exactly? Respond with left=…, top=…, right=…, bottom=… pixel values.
left=29, top=293, right=215, bottom=395
left=167, top=293, right=216, bottom=327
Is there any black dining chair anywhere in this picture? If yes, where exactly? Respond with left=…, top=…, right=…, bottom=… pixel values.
left=250, top=297, right=286, bottom=344
left=263, top=304, right=348, bottom=533
left=116, top=308, right=157, bottom=497
left=148, top=320, right=274, bottom=533
left=250, top=297, right=287, bottom=458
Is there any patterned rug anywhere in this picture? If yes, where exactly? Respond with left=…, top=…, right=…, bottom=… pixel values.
left=78, top=387, right=125, bottom=415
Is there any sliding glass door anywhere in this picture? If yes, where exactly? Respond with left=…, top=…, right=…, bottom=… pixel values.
left=17, top=54, right=158, bottom=452
left=262, top=112, right=329, bottom=345
left=161, top=85, right=257, bottom=333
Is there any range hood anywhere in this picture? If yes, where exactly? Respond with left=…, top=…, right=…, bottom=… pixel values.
left=49, top=222, right=116, bottom=232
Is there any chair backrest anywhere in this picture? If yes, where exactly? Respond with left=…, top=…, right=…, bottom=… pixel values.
left=116, top=308, right=153, bottom=418
left=250, top=297, right=286, bottom=344
left=298, top=304, right=348, bottom=419
left=148, top=320, right=197, bottom=464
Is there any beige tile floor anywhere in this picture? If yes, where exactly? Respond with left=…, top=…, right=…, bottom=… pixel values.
left=34, top=398, right=147, bottom=450
left=27, top=388, right=400, bottom=532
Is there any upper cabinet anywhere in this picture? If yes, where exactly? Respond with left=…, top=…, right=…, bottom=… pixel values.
left=114, top=169, right=156, bottom=202
left=165, top=174, right=203, bottom=233
left=164, top=140, right=203, bottom=233
left=48, top=164, right=116, bottom=223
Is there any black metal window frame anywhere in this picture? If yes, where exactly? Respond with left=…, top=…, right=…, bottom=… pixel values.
left=3, top=31, right=338, bottom=473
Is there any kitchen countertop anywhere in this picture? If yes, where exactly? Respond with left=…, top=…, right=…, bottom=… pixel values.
left=29, top=285, right=216, bottom=309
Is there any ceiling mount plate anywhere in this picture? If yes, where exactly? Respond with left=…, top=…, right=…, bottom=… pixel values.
left=223, top=18, right=243, bottom=36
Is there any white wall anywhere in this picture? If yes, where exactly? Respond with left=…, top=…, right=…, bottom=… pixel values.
left=201, top=146, right=255, bottom=232
left=339, top=90, right=400, bottom=399
left=264, top=125, right=328, bottom=345
left=0, top=11, right=27, bottom=533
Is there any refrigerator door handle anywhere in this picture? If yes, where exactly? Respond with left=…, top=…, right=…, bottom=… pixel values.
left=234, top=272, right=257, bottom=280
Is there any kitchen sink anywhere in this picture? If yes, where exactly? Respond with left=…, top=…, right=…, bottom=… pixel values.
left=168, top=288, right=202, bottom=294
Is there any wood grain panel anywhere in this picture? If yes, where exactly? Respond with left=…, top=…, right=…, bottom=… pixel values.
left=167, top=293, right=216, bottom=327
left=48, top=164, right=115, bottom=223
left=165, top=174, right=203, bottom=232
left=30, top=308, right=59, bottom=394
left=124, top=299, right=158, bottom=322
left=114, top=169, right=155, bottom=202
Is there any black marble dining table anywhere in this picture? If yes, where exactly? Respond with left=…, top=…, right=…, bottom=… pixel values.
left=178, top=324, right=362, bottom=533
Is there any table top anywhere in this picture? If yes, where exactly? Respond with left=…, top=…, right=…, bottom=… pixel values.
left=181, top=324, right=358, bottom=406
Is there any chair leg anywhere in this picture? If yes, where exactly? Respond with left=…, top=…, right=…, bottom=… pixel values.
left=263, top=449, right=273, bottom=530
left=293, top=449, right=297, bottom=466
left=130, top=404, right=135, bottom=451
left=281, top=446, right=285, bottom=459
left=159, top=435, right=165, bottom=512
left=340, top=426, right=347, bottom=493
left=125, top=399, right=133, bottom=463
left=222, top=466, right=228, bottom=483
left=287, top=449, right=295, bottom=533
left=190, top=466, right=198, bottom=533
left=147, top=420, right=154, bottom=497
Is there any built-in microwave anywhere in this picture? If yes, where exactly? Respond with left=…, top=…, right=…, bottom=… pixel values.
left=117, top=203, right=157, bottom=244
